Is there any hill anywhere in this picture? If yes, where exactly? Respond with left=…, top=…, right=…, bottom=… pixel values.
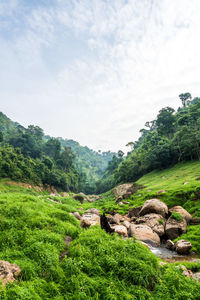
left=86, top=161, right=200, bottom=254
left=0, top=112, right=116, bottom=193
left=0, top=179, right=199, bottom=298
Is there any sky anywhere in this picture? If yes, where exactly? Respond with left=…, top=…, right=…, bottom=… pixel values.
left=1, top=0, right=200, bottom=152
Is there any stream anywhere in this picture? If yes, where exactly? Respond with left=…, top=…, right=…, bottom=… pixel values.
left=149, top=243, right=200, bottom=263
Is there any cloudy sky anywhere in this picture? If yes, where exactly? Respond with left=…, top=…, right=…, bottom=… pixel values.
left=1, top=0, right=200, bottom=152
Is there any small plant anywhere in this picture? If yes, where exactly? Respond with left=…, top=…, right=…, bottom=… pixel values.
left=158, top=219, right=164, bottom=225
left=171, top=212, right=182, bottom=222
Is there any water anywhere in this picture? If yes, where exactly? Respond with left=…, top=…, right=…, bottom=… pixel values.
left=149, top=243, right=200, bottom=263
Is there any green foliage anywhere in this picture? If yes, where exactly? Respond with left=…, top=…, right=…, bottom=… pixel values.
left=58, top=138, right=116, bottom=193
left=111, top=97, right=200, bottom=187
left=171, top=212, right=183, bottom=222
left=158, top=219, right=164, bottom=225
left=0, top=181, right=199, bottom=298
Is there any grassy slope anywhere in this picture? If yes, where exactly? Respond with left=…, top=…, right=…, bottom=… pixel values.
left=85, top=161, right=200, bottom=253
left=0, top=173, right=200, bottom=299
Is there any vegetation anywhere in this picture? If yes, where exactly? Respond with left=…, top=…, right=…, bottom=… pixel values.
left=99, top=95, right=200, bottom=193
left=0, top=180, right=199, bottom=299
left=0, top=112, right=115, bottom=193
left=171, top=212, right=183, bottom=222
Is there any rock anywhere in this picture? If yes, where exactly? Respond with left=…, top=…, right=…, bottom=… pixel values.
left=159, top=261, right=167, bottom=266
left=123, top=201, right=130, bottom=204
left=135, top=213, right=165, bottom=236
left=139, top=199, right=168, bottom=218
left=130, top=217, right=137, bottom=223
left=107, top=213, right=121, bottom=225
left=190, top=218, right=200, bottom=225
left=114, top=183, right=134, bottom=202
left=80, top=219, right=91, bottom=228
left=73, top=212, right=82, bottom=220
left=176, top=265, right=193, bottom=278
left=175, top=240, right=192, bottom=254
left=119, top=202, right=124, bottom=205
left=79, top=192, right=87, bottom=197
left=128, top=206, right=142, bottom=218
left=0, top=261, right=21, bottom=285
left=73, top=194, right=84, bottom=203
left=192, top=272, right=200, bottom=282
left=140, top=241, right=151, bottom=250
left=113, top=225, right=128, bottom=237
left=165, top=239, right=175, bottom=250
left=169, top=206, right=192, bottom=223
left=165, top=217, right=187, bottom=240
left=86, top=195, right=100, bottom=202
left=85, top=208, right=100, bottom=216
left=50, top=192, right=60, bottom=197
left=157, top=190, right=166, bottom=195
left=80, top=213, right=100, bottom=227
left=123, top=220, right=130, bottom=229
left=62, top=192, right=69, bottom=197
left=128, top=224, right=160, bottom=246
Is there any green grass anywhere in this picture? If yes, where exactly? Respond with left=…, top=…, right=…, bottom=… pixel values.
left=171, top=212, right=183, bottom=222
left=0, top=176, right=199, bottom=299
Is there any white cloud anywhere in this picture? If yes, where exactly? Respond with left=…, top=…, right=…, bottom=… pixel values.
left=1, top=0, right=200, bottom=152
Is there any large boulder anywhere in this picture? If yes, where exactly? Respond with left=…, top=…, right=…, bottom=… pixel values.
left=175, top=240, right=192, bottom=254
left=128, top=224, right=160, bottom=246
left=0, top=261, right=21, bottom=285
left=114, top=183, right=134, bottom=202
left=139, top=199, right=168, bottom=218
left=85, top=208, right=100, bottom=216
left=169, top=206, right=192, bottom=223
left=165, top=216, right=187, bottom=240
left=112, top=225, right=128, bottom=237
left=135, top=213, right=165, bottom=236
left=80, top=213, right=100, bottom=228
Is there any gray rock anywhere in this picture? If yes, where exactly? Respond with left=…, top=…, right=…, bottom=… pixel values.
left=139, top=199, right=168, bottom=218
left=169, top=206, right=192, bottom=224
left=0, top=260, right=21, bottom=285
left=113, top=225, right=128, bottom=237
left=175, top=240, right=192, bottom=254
left=165, top=239, right=175, bottom=250
left=165, top=217, right=187, bottom=240
left=114, top=183, right=134, bottom=202
left=85, top=208, right=100, bottom=216
left=81, top=213, right=100, bottom=227
left=128, top=224, right=160, bottom=246
left=135, top=213, right=165, bottom=236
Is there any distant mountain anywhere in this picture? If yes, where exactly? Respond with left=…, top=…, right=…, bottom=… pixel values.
left=0, top=112, right=116, bottom=193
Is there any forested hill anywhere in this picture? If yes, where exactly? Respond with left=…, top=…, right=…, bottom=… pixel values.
left=0, top=112, right=116, bottom=193
left=97, top=94, right=200, bottom=193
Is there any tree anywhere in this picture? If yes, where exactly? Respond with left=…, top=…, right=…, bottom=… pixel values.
left=44, top=138, right=61, bottom=161
left=126, top=142, right=135, bottom=151
left=179, top=93, right=192, bottom=107
left=156, top=107, right=175, bottom=138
